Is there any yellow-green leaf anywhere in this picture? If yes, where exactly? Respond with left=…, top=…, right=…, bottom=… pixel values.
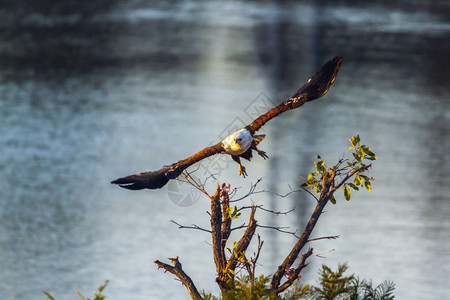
left=365, top=181, right=372, bottom=192
left=343, top=185, right=351, bottom=200
left=330, top=195, right=336, bottom=204
left=315, top=160, right=325, bottom=173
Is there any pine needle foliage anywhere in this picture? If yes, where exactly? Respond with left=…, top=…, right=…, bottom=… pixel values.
left=201, top=263, right=395, bottom=300
left=42, top=281, right=109, bottom=300
left=348, top=278, right=395, bottom=300
left=312, top=263, right=395, bottom=300
left=313, top=263, right=355, bottom=299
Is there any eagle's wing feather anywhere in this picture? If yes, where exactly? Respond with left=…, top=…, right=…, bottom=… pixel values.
left=111, top=142, right=223, bottom=190
left=246, top=56, right=343, bottom=134
left=111, top=168, right=172, bottom=190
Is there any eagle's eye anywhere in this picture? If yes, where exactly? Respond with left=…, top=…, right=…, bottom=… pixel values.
left=236, top=138, right=242, bottom=143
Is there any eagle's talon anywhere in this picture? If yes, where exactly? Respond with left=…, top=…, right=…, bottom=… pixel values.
left=239, top=165, right=247, bottom=178
left=257, top=150, right=269, bottom=159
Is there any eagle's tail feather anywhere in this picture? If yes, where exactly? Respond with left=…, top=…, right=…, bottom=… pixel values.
left=253, top=134, right=265, bottom=145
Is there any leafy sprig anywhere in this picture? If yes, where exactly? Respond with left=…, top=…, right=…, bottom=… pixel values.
left=302, top=135, right=377, bottom=204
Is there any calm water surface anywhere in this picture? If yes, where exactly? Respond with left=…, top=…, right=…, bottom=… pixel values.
left=0, top=1, right=449, bottom=299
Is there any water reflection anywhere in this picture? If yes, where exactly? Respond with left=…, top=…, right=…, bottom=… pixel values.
left=0, top=1, right=449, bottom=299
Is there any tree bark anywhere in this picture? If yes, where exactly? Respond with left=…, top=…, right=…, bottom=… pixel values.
left=210, top=183, right=228, bottom=291
left=271, top=170, right=335, bottom=290
left=154, top=257, right=202, bottom=300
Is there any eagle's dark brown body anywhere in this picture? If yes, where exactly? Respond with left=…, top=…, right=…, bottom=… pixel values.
left=111, top=56, right=344, bottom=190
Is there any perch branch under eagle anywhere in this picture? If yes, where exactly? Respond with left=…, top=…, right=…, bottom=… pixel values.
left=112, top=56, right=344, bottom=190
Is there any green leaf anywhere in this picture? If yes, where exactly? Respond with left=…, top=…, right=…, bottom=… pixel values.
left=365, top=180, right=372, bottom=192
left=343, top=185, right=351, bottom=201
left=363, top=146, right=375, bottom=156
left=354, top=175, right=363, bottom=186
left=347, top=161, right=356, bottom=168
left=349, top=135, right=361, bottom=148
left=315, top=160, right=325, bottom=173
left=349, top=137, right=355, bottom=148
left=42, top=291, right=56, bottom=300
left=347, top=183, right=359, bottom=190
left=360, top=174, right=370, bottom=182
left=352, top=152, right=363, bottom=162
left=330, top=195, right=337, bottom=204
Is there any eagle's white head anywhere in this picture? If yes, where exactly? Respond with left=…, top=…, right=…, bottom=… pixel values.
left=222, top=128, right=252, bottom=155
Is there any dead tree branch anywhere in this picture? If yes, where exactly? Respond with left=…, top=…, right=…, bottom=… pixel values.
left=257, top=224, right=300, bottom=238
left=229, top=178, right=265, bottom=203
left=275, top=184, right=320, bottom=202
left=209, top=183, right=228, bottom=291
left=181, top=170, right=210, bottom=197
left=307, top=235, right=340, bottom=243
left=237, top=205, right=295, bottom=216
left=271, top=169, right=336, bottom=290
left=274, top=248, right=314, bottom=294
left=220, top=184, right=232, bottom=255
left=170, top=220, right=212, bottom=233
left=154, top=257, right=202, bottom=300
left=226, top=205, right=257, bottom=273
left=241, top=234, right=264, bottom=284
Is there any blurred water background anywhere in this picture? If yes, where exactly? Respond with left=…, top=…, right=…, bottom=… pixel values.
left=0, top=0, right=449, bottom=299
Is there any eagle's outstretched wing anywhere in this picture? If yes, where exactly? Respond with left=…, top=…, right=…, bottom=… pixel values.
left=111, top=142, right=223, bottom=190
left=245, top=56, right=343, bottom=134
